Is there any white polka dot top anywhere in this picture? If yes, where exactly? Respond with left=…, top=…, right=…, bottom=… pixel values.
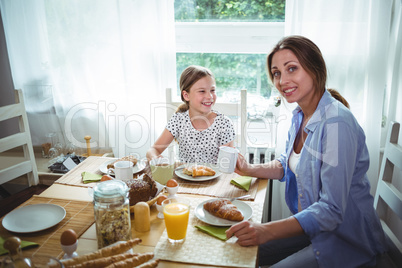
left=166, top=110, right=235, bottom=164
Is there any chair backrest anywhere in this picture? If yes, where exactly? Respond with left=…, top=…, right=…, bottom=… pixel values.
left=0, top=89, right=39, bottom=186
left=374, top=121, right=402, bottom=266
left=165, top=88, right=247, bottom=158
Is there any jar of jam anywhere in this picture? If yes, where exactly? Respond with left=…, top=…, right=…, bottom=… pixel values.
left=93, top=180, right=131, bottom=248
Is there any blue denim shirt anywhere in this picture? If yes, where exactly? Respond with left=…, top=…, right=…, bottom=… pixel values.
left=277, top=90, right=386, bottom=267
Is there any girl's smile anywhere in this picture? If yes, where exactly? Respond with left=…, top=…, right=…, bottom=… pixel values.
left=182, top=76, right=217, bottom=116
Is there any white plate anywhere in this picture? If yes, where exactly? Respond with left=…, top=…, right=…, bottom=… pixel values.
left=99, top=159, right=145, bottom=175
left=3, top=204, right=66, bottom=233
left=175, top=163, right=221, bottom=182
left=194, top=199, right=253, bottom=226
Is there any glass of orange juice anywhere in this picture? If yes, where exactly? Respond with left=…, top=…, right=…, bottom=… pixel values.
left=162, top=197, right=190, bottom=244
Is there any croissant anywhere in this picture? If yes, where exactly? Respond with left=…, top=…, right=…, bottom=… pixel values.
left=203, top=199, right=244, bottom=221
left=183, top=165, right=216, bottom=177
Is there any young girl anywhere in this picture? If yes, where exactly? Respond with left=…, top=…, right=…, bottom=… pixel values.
left=146, top=65, right=235, bottom=164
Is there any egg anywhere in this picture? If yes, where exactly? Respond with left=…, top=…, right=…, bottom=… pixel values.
left=101, top=175, right=113, bottom=181
left=166, top=179, right=178, bottom=188
left=60, top=229, right=77, bottom=246
left=157, top=195, right=168, bottom=205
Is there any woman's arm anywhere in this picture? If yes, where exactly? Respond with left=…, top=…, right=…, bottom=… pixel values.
left=226, top=216, right=304, bottom=246
left=146, top=128, right=174, bottom=161
left=235, top=153, right=284, bottom=180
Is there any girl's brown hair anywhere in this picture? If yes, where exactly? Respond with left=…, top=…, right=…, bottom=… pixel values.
left=176, top=65, right=215, bottom=113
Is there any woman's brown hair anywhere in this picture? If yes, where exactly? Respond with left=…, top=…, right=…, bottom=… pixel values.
left=267, top=35, right=349, bottom=108
left=267, top=35, right=327, bottom=96
left=176, top=65, right=215, bottom=113
left=328, top=88, right=350, bottom=109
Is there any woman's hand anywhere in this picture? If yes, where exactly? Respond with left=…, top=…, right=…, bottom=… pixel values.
left=235, top=153, right=250, bottom=176
left=226, top=221, right=271, bottom=247
left=226, top=217, right=304, bottom=247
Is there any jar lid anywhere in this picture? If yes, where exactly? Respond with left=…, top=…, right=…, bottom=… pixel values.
left=93, top=180, right=128, bottom=201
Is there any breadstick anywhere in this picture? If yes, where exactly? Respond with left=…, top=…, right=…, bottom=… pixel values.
left=136, top=259, right=160, bottom=268
left=104, top=252, right=154, bottom=268
left=62, top=238, right=142, bottom=266
left=70, top=253, right=139, bottom=268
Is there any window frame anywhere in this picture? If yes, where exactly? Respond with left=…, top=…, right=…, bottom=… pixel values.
left=175, top=22, right=285, bottom=53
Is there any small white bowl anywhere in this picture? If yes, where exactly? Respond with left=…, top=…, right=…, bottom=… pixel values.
left=156, top=204, right=164, bottom=219
left=61, top=241, right=78, bottom=259
left=166, top=186, right=178, bottom=197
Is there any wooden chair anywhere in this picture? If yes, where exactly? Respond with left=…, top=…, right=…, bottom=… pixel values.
left=0, top=89, right=39, bottom=187
left=165, top=87, right=247, bottom=158
left=374, top=121, right=402, bottom=267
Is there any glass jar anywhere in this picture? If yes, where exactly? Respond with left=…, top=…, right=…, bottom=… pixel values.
left=93, top=180, right=132, bottom=248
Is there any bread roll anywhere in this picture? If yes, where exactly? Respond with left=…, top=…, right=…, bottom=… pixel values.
left=203, top=199, right=244, bottom=221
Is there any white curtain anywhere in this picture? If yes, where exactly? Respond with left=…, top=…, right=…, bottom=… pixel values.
left=0, top=0, right=176, bottom=159
left=272, top=0, right=397, bottom=220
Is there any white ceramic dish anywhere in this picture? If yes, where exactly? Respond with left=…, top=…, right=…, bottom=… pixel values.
left=99, top=160, right=145, bottom=175
left=3, top=204, right=66, bottom=233
left=194, top=199, right=253, bottom=226
left=175, top=163, right=221, bottom=182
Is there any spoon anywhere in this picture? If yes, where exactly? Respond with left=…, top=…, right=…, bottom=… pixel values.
left=229, top=194, right=251, bottom=202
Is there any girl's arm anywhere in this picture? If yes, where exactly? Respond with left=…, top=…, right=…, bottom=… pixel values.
left=235, top=153, right=284, bottom=180
left=221, top=140, right=234, bottom=147
left=146, top=128, right=174, bottom=161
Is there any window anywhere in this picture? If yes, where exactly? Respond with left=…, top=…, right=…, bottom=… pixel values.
left=174, top=0, right=285, bottom=109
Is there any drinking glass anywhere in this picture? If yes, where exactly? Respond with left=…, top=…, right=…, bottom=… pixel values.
left=162, top=197, right=190, bottom=244
left=149, top=157, right=175, bottom=185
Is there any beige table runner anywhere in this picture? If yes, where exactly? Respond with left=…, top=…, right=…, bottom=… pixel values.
left=154, top=198, right=264, bottom=267
left=173, top=173, right=258, bottom=201
left=55, top=156, right=259, bottom=200
left=0, top=196, right=94, bottom=260
left=54, top=156, right=112, bottom=188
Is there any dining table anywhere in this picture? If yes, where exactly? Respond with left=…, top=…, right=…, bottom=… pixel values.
left=0, top=156, right=269, bottom=268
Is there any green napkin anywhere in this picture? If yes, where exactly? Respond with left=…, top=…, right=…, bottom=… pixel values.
left=0, top=237, right=39, bottom=256
left=195, top=225, right=230, bottom=241
left=82, top=172, right=102, bottom=183
left=230, top=176, right=252, bottom=191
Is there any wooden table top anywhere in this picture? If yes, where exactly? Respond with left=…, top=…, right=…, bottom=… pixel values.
left=5, top=156, right=268, bottom=268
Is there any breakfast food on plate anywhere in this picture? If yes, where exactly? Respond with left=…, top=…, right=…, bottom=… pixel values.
left=203, top=199, right=244, bottom=221
left=101, top=175, right=114, bottom=181
left=107, top=156, right=138, bottom=169
left=61, top=238, right=142, bottom=266
left=125, top=174, right=158, bottom=206
left=166, top=179, right=178, bottom=187
left=183, top=165, right=216, bottom=177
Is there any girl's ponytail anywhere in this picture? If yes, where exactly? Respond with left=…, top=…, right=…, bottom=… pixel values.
left=176, top=103, right=189, bottom=113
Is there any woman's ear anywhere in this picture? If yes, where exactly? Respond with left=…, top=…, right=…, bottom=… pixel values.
left=182, top=90, right=190, bottom=101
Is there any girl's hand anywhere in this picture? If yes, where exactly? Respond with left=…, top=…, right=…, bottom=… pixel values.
left=235, top=153, right=250, bottom=176
left=226, top=221, right=270, bottom=247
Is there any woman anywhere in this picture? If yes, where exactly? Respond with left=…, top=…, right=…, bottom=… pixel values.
left=226, top=36, right=386, bottom=267
left=146, top=65, right=235, bottom=163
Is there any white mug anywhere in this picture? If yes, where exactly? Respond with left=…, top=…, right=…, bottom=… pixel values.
left=218, top=146, right=239, bottom=173
left=107, top=160, right=133, bottom=181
